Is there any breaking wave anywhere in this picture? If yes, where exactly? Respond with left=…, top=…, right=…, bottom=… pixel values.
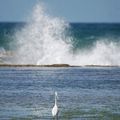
left=13, top=3, right=120, bottom=66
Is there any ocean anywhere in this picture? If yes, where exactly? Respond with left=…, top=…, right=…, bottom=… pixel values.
left=0, top=67, right=120, bottom=120
left=0, top=22, right=120, bottom=66
left=0, top=3, right=120, bottom=120
left=0, top=22, right=120, bottom=120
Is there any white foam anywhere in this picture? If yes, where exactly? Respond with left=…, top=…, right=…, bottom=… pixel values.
left=14, top=3, right=72, bottom=65
left=13, top=3, right=120, bottom=66
left=70, top=40, right=120, bottom=66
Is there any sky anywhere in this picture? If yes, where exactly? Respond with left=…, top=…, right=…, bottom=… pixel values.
left=0, top=0, right=120, bottom=22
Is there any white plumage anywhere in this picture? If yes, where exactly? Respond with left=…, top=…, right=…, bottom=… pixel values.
left=52, top=92, right=59, bottom=118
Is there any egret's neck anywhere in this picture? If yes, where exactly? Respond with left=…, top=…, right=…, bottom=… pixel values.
left=55, top=95, right=57, bottom=105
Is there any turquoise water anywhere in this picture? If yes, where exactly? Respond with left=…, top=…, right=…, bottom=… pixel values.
left=0, top=67, right=120, bottom=120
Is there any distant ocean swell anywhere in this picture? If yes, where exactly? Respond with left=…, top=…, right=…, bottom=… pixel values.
left=0, top=3, right=120, bottom=66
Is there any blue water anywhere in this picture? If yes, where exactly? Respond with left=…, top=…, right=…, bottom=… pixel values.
left=70, top=23, right=120, bottom=51
left=0, top=22, right=120, bottom=51
left=0, top=22, right=120, bottom=120
left=1, top=22, right=120, bottom=65
left=0, top=67, right=120, bottom=120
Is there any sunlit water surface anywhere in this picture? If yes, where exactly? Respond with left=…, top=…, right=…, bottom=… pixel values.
left=0, top=67, right=120, bottom=120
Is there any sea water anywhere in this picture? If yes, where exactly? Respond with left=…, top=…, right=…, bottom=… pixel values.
left=1, top=22, right=120, bottom=66
left=0, top=67, right=120, bottom=120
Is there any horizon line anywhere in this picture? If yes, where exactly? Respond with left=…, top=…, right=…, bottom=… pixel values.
left=0, top=21, right=120, bottom=24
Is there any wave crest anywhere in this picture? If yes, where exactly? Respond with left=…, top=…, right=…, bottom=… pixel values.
left=14, top=3, right=72, bottom=65
left=13, top=3, right=120, bottom=66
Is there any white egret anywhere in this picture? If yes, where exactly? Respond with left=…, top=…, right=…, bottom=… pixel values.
left=52, top=91, right=59, bottom=119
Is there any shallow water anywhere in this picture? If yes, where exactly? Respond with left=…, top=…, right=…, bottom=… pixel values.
left=0, top=67, right=120, bottom=120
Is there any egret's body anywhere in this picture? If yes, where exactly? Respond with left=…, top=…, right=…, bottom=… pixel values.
left=52, top=92, right=59, bottom=119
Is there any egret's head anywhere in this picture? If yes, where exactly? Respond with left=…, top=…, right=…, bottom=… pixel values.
left=55, top=91, right=58, bottom=98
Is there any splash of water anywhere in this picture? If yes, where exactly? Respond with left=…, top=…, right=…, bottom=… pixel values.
left=14, top=3, right=72, bottom=65
left=14, top=3, right=120, bottom=66
left=71, top=40, right=120, bottom=66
